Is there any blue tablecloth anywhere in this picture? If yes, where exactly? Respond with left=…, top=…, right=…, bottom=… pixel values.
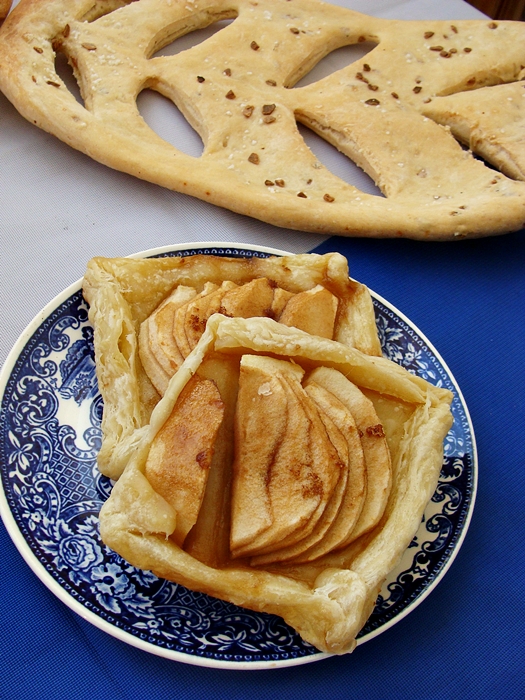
left=1, top=0, right=523, bottom=697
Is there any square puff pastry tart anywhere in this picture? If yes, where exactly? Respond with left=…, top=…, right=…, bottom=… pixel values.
left=82, top=251, right=453, bottom=654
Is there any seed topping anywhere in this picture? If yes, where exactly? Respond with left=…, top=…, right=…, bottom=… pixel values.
left=248, top=153, right=260, bottom=164
left=251, top=40, right=260, bottom=51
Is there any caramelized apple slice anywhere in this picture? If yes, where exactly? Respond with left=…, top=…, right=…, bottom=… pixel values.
left=139, top=285, right=197, bottom=394
left=144, top=375, right=225, bottom=546
left=183, top=356, right=240, bottom=568
left=249, top=373, right=346, bottom=556
left=278, top=285, right=339, bottom=339
left=173, top=281, right=235, bottom=358
left=284, top=382, right=366, bottom=562
left=271, top=287, right=294, bottom=318
left=251, top=382, right=351, bottom=565
left=306, top=367, right=392, bottom=544
left=219, top=277, right=275, bottom=318
left=138, top=320, right=171, bottom=396
left=230, top=355, right=342, bottom=559
left=229, top=357, right=292, bottom=556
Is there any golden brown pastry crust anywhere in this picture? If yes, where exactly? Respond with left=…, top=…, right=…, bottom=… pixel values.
left=83, top=251, right=453, bottom=654
left=2, top=0, right=525, bottom=239
left=0, top=0, right=11, bottom=23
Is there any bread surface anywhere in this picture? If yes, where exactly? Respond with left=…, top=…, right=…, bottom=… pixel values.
left=2, top=0, right=525, bottom=238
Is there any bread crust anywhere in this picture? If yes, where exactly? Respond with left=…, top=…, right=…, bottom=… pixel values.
left=2, top=0, right=525, bottom=238
left=0, top=0, right=11, bottom=23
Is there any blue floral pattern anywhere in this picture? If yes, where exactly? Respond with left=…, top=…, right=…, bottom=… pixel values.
left=0, top=246, right=475, bottom=667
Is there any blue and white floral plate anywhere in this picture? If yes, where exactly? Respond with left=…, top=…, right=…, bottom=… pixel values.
left=0, top=242, right=476, bottom=669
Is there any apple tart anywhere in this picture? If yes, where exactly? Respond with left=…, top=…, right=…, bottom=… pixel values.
left=83, top=251, right=453, bottom=654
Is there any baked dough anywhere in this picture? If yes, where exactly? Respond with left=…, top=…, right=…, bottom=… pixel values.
left=83, top=251, right=453, bottom=654
left=422, top=82, right=525, bottom=181
left=0, top=0, right=11, bottom=23
left=1, top=0, right=525, bottom=239
left=83, top=250, right=381, bottom=479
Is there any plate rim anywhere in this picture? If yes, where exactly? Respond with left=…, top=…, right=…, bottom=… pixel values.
left=0, top=241, right=477, bottom=669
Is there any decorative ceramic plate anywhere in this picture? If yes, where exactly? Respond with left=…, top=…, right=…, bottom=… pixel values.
left=0, top=243, right=476, bottom=670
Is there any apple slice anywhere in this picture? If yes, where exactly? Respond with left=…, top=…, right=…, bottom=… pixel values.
left=230, top=355, right=342, bottom=559
left=250, top=381, right=352, bottom=565
left=144, top=375, right=225, bottom=547
left=271, top=287, right=294, bottom=318
left=173, top=281, right=234, bottom=359
left=278, top=285, right=339, bottom=339
left=229, top=357, right=291, bottom=556
left=219, top=277, right=275, bottom=318
left=139, top=285, right=197, bottom=394
left=283, top=382, right=366, bottom=562
left=183, top=356, right=241, bottom=568
left=138, top=320, right=171, bottom=396
left=305, top=367, right=392, bottom=544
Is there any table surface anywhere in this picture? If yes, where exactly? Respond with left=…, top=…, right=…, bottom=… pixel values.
left=1, top=0, right=523, bottom=698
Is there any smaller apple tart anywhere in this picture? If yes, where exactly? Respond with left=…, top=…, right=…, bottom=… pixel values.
left=82, top=250, right=453, bottom=654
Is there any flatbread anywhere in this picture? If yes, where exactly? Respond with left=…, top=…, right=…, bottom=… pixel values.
left=1, top=0, right=525, bottom=238
left=0, top=0, right=11, bottom=23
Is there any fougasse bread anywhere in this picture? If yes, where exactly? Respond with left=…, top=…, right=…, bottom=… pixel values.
left=1, top=0, right=525, bottom=239
left=0, top=0, right=11, bottom=23
left=82, top=251, right=454, bottom=654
